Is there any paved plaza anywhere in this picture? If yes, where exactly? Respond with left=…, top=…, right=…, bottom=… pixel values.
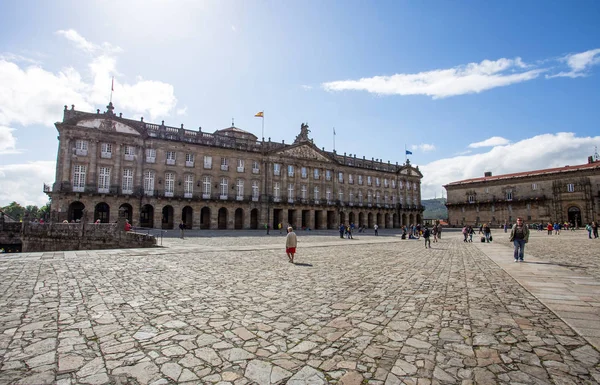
left=0, top=229, right=599, bottom=384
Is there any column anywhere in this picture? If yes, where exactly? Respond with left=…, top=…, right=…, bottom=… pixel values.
left=89, top=141, right=98, bottom=191
left=309, top=209, right=315, bottom=230
left=113, top=144, right=122, bottom=192
left=60, top=137, right=71, bottom=188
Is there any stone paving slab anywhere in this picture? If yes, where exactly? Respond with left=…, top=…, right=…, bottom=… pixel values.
left=0, top=231, right=599, bottom=384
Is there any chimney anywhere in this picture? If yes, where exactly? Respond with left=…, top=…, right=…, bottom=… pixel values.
left=484, top=171, right=492, bottom=177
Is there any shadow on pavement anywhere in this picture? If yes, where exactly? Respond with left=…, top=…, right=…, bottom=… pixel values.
left=293, top=262, right=313, bottom=267
left=523, top=261, right=587, bottom=269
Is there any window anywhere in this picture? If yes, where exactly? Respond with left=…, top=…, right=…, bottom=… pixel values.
left=526, top=203, right=531, bottom=211
left=349, top=174, right=354, bottom=184
left=531, top=183, right=538, bottom=190
left=288, top=165, right=294, bottom=177
left=358, top=175, right=363, bottom=185
left=122, top=169, right=133, bottom=194
left=252, top=160, right=260, bottom=174
left=392, top=196, right=396, bottom=205
left=72, top=165, right=86, bottom=192
left=314, top=186, right=320, bottom=200
left=491, top=204, right=495, bottom=213
left=165, top=172, right=175, bottom=197
left=98, top=167, right=110, bottom=193
left=413, top=182, right=418, bottom=191
left=367, top=176, right=372, bottom=186
left=368, top=191, right=373, bottom=204
left=376, top=191, right=381, bottom=204
left=204, top=155, right=212, bottom=169
left=384, top=179, right=389, bottom=188
left=567, top=183, right=574, bottom=192
left=274, top=163, right=281, bottom=176
left=236, top=179, right=244, bottom=200
left=184, top=175, right=193, bottom=198
left=468, top=195, right=475, bottom=203
left=101, top=143, right=112, bottom=158
left=237, top=159, right=245, bottom=172
left=476, top=205, right=479, bottom=212
left=124, top=145, right=135, bottom=161
left=506, top=190, right=513, bottom=201
left=392, top=180, right=396, bottom=189
left=301, top=184, right=307, bottom=199
left=301, top=167, right=307, bottom=178
left=399, top=180, right=403, bottom=189
left=185, top=153, right=194, bottom=167
left=485, top=187, right=489, bottom=193
left=202, top=176, right=211, bottom=197
left=399, top=195, right=404, bottom=205
left=75, top=140, right=88, bottom=156
left=358, top=190, right=363, bottom=204
left=166, top=151, right=176, bottom=165
left=144, top=170, right=155, bottom=195
left=406, top=181, right=411, bottom=190
left=326, top=188, right=331, bottom=202
left=220, top=178, right=228, bottom=199
left=339, top=190, right=343, bottom=202
left=273, top=182, right=280, bottom=201
left=325, top=170, right=331, bottom=181
left=146, top=148, right=156, bottom=163
left=508, top=205, right=512, bottom=213
left=338, top=172, right=344, bottom=183
left=314, top=168, right=320, bottom=179
left=288, top=183, right=294, bottom=201
left=252, top=181, right=259, bottom=201
left=375, top=177, right=380, bottom=187
left=221, top=157, right=229, bottom=171
left=349, top=190, right=354, bottom=203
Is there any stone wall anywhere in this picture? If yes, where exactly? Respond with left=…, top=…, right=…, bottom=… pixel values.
left=20, top=221, right=156, bottom=252
left=0, top=222, right=22, bottom=251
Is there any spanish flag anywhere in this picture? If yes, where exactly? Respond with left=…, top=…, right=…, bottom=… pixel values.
left=254, top=111, right=264, bottom=118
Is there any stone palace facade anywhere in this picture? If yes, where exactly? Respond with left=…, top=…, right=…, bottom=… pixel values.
left=444, top=156, right=600, bottom=227
left=45, top=103, right=424, bottom=230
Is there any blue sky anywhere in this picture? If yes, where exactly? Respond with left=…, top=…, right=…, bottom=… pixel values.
left=1, top=0, right=600, bottom=206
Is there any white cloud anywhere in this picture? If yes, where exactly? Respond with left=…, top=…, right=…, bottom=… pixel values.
left=322, top=57, right=544, bottom=99
left=0, top=52, right=40, bottom=65
left=468, top=136, right=510, bottom=148
left=419, top=132, right=600, bottom=200
left=411, top=144, right=436, bottom=152
left=0, top=30, right=178, bottom=128
left=301, top=85, right=313, bottom=90
left=0, top=126, right=19, bottom=154
left=547, top=48, right=600, bottom=78
left=176, top=106, right=188, bottom=116
left=0, top=161, right=56, bottom=206
left=231, top=25, right=237, bottom=32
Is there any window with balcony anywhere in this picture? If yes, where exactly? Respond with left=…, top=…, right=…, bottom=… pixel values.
left=204, top=155, right=212, bottom=169
left=273, top=182, right=280, bottom=201
left=72, top=165, right=86, bottom=192
left=288, top=183, right=294, bottom=202
left=368, top=191, right=373, bottom=204
left=314, top=168, right=319, bottom=179
left=399, top=180, right=403, bottom=189
left=164, top=172, right=175, bottom=197
left=567, top=183, right=574, bottom=192
left=338, top=190, right=343, bottom=202
left=184, top=175, right=193, bottom=198
left=301, top=185, right=307, bottom=199
left=375, top=177, right=380, bottom=187
left=338, top=172, right=344, bottom=183
left=252, top=160, right=260, bottom=174
left=122, top=169, right=133, bottom=194
left=185, top=153, right=194, bottom=167
left=146, top=148, right=156, bottom=163
left=358, top=191, right=363, bottom=204
left=166, top=151, right=176, bottom=165
left=274, top=163, right=281, bottom=176
left=314, top=186, right=320, bottom=201
left=326, top=188, right=332, bottom=203
left=406, top=181, right=411, bottom=190
left=252, top=181, right=259, bottom=201
left=288, top=165, right=294, bottom=177
left=220, top=178, right=228, bottom=199
left=325, top=170, right=332, bottom=181
left=202, top=176, right=211, bottom=198
left=144, top=170, right=155, bottom=196
left=392, top=180, right=396, bottom=189
left=101, top=143, right=112, bottom=159
left=237, top=159, right=245, bottom=172
left=384, top=179, right=389, bottom=188
left=220, top=157, right=229, bottom=171
left=236, top=179, right=244, bottom=200
left=349, top=191, right=354, bottom=205
left=98, top=167, right=111, bottom=193
left=413, top=182, right=418, bottom=191
left=349, top=174, right=354, bottom=184
left=124, top=145, right=135, bottom=161
left=301, top=167, right=307, bottom=178
left=367, top=176, right=372, bottom=186
left=358, top=175, right=363, bottom=185
left=376, top=191, right=381, bottom=204
left=75, top=140, right=88, bottom=156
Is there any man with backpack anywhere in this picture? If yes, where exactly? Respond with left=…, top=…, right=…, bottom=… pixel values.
left=423, top=226, right=431, bottom=248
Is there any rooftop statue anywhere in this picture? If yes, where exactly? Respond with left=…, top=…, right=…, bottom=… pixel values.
left=294, top=123, right=311, bottom=144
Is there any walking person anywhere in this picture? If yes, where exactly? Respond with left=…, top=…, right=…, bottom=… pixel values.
left=592, top=221, right=599, bottom=239
left=586, top=223, right=593, bottom=239
left=483, top=223, right=492, bottom=243
left=432, top=224, right=438, bottom=243
left=179, top=221, right=185, bottom=239
left=374, top=224, right=379, bottom=236
left=509, top=217, right=530, bottom=262
left=423, top=226, right=431, bottom=248
left=286, top=226, right=298, bottom=263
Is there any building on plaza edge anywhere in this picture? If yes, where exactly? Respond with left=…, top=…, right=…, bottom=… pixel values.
left=44, top=102, right=424, bottom=230
left=443, top=154, right=600, bottom=228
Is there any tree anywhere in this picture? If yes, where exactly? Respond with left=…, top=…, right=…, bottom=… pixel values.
left=38, top=202, right=51, bottom=220
left=1, top=202, right=25, bottom=221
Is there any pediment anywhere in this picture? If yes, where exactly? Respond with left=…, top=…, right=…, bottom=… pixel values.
left=274, top=144, right=331, bottom=162
left=399, top=166, right=423, bottom=177
left=76, top=118, right=140, bottom=135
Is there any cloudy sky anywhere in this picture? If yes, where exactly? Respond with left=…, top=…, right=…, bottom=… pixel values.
left=1, top=0, right=600, bottom=206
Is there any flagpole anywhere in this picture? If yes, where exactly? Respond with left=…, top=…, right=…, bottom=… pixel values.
left=110, top=76, right=114, bottom=103
left=262, top=111, right=265, bottom=141
left=405, top=144, right=407, bottom=164
left=333, top=127, right=335, bottom=152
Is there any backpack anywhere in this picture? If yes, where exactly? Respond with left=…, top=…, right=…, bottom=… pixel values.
left=424, top=229, right=430, bottom=238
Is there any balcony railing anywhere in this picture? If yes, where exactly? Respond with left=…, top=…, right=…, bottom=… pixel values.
left=236, top=195, right=244, bottom=201
left=274, top=170, right=280, bottom=176
left=288, top=198, right=295, bottom=203
left=204, top=163, right=212, bottom=169
left=101, top=152, right=112, bottom=159
left=220, top=194, right=228, bottom=200
left=124, top=154, right=134, bottom=161
left=146, top=157, right=156, bottom=163
left=73, top=186, right=85, bottom=192
left=221, top=165, right=229, bottom=171
left=202, top=193, right=211, bottom=199
left=237, top=166, right=245, bottom=172
left=273, top=197, right=281, bottom=202
left=252, top=168, right=260, bottom=174
left=144, top=190, right=154, bottom=197
left=75, top=149, right=87, bottom=156
left=252, top=196, right=259, bottom=202
left=185, top=161, right=194, bottom=167
left=184, top=192, right=193, bottom=198
left=166, top=159, right=176, bottom=165
left=122, top=189, right=133, bottom=195
left=98, top=187, right=110, bottom=194
left=165, top=192, right=174, bottom=197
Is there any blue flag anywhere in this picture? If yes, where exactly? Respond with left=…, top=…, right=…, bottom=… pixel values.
left=406, top=150, right=413, bottom=155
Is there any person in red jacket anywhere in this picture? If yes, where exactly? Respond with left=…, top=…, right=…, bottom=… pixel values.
left=124, top=220, right=132, bottom=232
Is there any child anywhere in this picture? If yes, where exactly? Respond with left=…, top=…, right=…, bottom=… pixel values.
left=423, top=226, right=431, bottom=248
left=286, top=226, right=298, bottom=263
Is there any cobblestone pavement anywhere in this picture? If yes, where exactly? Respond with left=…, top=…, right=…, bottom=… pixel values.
left=0, top=231, right=599, bottom=384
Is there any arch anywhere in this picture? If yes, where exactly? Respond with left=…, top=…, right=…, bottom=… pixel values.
left=568, top=206, right=582, bottom=227
left=182, top=206, right=193, bottom=229
left=409, top=213, right=414, bottom=225
left=416, top=214, right=422, bottom=225
left=234, top=208, right=244, bottom=229
left=402, top=213, right=407, bottom=227
left=140, top=204, right=154, bottom=228
left=368, top=212, right=374, bottom=228
left=385, top=213, right=390, bottom=228
left=162, top=205, right=174, bottom=229
left=349, top=212, right=355, bottom=225
left=200, top=207, right=211, bottom=229
left=119, top=203, right=133, bottom=224
left=376, top=213, right=383, bottom=228
left=68, top=201, right=85, bottom=222
left=358, top=212, right=365, bottom=227
left=250, top=208, right=259, bottom=229
left=218, top=207, right=228, bottom=229
left=339, top=212, right=346, bottom=225
left=393, top=213, right=398, bottom=228
left=94, top=202, right=110, bottom=223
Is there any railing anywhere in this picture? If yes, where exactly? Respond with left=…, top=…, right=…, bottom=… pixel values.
left=98, top=187, right=110, bottom=194
left=184, top=192, right=193, bottom=199
left=101, top=152, right=112, bottom=159
left=124, top=154, right=134, bottom=161
left=73, top=186, right=85, bottom=192
left=75, top=149, right=87, bottom=156
left=252, top=168, right=259, bottom=174
left=146, top=157, right=156, bottom=163
left=237, top=167, right=245, bottom=172
left=204, top=163, right=212, bottom=169
left=220, top=194, right=228, bottom=200
left=236, top=195, right=244, bottom=201
left=202, top=193, right=211, bottom=199
left=221, top=165, right=229, bottom=171
left=185, top=161, right=194, bottom=167
left=166, top=159, right=176, bottom=165
left=43, top=183, right=52, bottom=192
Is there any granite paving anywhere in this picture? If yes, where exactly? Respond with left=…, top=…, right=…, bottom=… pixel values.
left=0, top=229, right=599, bottom=384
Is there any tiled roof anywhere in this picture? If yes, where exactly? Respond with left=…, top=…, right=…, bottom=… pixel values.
left=215, top=126, right=257, bottom=137
left=446, top=162, right=600, bottom=186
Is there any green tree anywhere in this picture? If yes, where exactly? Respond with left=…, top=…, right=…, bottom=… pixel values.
left=1, top=201, right=25, bottom=221
left=24, top=205, right=39, bottom=219
left=38, top=202, right=51, bottom=219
